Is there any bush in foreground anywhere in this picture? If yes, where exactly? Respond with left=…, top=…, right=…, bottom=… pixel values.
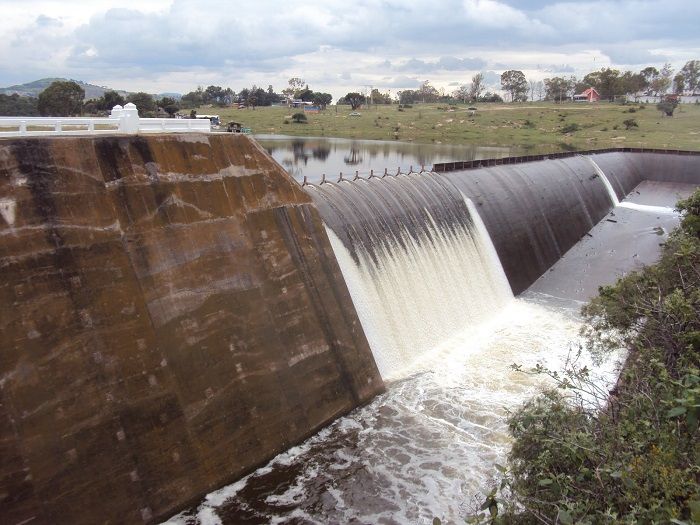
left=470, top=190, right=700, bottom=524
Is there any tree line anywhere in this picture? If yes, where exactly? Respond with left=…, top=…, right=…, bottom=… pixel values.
left=1, top=60, right=698, bottom=117
left=500, top=60, right=699, bottom=103
left=0, top=77, right=334, bottom=117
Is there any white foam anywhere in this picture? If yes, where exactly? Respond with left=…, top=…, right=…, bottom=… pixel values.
left=170, top=299, right=622, bottom=524
left=325, top=201, right=512, bottom=380
left=617, top=201, right=677, bottom=214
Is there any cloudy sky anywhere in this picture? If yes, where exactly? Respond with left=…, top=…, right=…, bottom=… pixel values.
left=1, top=0, right=698, bottom=99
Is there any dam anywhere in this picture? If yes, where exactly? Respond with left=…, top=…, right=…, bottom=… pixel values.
left=0, top=133, right=698, bottom=524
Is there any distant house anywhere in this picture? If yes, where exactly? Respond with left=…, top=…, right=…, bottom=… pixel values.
left=290, top=99, right=314, bottom=108
left=573, top=87, right=600, bottom=102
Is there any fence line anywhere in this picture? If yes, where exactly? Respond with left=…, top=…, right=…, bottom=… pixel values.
left=0, top=103, right=211, bottom=137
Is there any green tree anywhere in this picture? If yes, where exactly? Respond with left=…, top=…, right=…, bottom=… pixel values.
left=500, top=70, right=528, bottom=102
left=343, top=92, right=365, bottom=110
left=37, top=80, right=84, bottom=116
left=453, top=85, right=470, bottom=104
left=582, top=68, right=621, bottom=101
left=97, top=90, right=125, bottom=111
left=619, top=71, right=645, bottom=98
left=180, top=87, right=205, bottom=108
left=297, top=86, right=314, bottom=102
left=673, top=73, right=686, bottom=95
left=639, top=66, right=659, bottom=95
left=681, top=60, right=700, bottom=94
left=469, top=72, right=485, bottom=102
left=282, top=77, right=305, bottom=103
left=157, top=96, right=180, bottom=116
left=544, top=76, right=575, bottom=102
left=126, top=92, right=157, bottom=115
left=312, top=92, right=333, bottom=108
left=203, top=85, right=233, bottom=106
left=651, top=63, right=673, bottom=96
left=0, top=94, right=39, bottom=116
left=371, top=89, right=392, bottom=104
left=418, top=80, right=440, bottom=103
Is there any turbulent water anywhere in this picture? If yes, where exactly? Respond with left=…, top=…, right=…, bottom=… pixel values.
left=166, top=188, right=621, bottom=525
left=167, top=299, right=620, bottom=525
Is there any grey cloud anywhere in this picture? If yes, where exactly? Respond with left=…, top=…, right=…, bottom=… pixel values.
left=395, top=56, right=486, bottom=73
left=482, top=71, right=502, bottom=86
left=1, top=0, right=699, bottom=92
left=539, top=64, right=576, bottom=73
left=437, top=56, right=486, bottom=70
left=379, top=76, right=422, bottom=89
left=602, top=47, right=668, bottom=66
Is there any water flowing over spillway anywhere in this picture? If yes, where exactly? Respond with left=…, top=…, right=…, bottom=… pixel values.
left=316, top=176, right=512, bottom=379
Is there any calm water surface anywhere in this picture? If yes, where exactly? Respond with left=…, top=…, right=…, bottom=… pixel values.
left=254, top=135, right=513, bottom=183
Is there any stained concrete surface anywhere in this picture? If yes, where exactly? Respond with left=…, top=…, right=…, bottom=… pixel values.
left=0, top=134, right=383, bottom=525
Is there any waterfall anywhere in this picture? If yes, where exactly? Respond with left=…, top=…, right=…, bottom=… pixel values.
left=586, top=156, right=677, bottom=215
left=584, top=155, right=620, bottom=206
left=312, top=175, right=512, bottom=379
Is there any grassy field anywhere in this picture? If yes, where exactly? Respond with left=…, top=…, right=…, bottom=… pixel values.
left=202, top=101, right=700, bottom=153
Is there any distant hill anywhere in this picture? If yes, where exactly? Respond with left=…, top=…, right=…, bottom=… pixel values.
left=0, top=78, right=180, bottom=101
left=0, top=78, right=129, bottom=100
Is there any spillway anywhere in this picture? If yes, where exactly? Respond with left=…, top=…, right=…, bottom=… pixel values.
left=306, top=174, right=511, bottom=378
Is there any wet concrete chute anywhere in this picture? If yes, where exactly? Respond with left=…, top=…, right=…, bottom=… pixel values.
left=0, top=134, right=698, bottom=524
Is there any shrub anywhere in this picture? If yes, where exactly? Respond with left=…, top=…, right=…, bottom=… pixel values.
left=469, top=190, right=700, bottom=525
left=657, top=100, right=678, bottom=117
left=560, top=123, right=580, bottom=134
left=623, top=118, right=638, bottom=130
left=558, top=142, right=578, bottom=151
left=291, top=112, right=307, bottom=123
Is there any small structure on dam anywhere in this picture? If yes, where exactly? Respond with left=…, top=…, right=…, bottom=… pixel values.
left=0, top=133, right=382, bottom=524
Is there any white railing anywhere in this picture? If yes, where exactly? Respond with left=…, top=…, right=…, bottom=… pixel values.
left=0, top=103, right=211, bottom=137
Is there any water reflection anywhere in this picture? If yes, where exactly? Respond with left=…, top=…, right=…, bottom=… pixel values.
left=255, top=135, right=513, bottom=183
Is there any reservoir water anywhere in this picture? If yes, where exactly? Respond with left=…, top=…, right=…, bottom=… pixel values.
left=254, top=135, right=512, bottom=184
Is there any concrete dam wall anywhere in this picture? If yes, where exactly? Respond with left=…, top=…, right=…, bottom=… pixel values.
left=311, top=150, right=700, bottom=295
left=0, top=134, right=383, bottom=524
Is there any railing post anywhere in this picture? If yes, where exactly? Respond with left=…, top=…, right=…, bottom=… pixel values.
left=121, top=102, right=139, bottom=135
left=55, top=121, right=61, bottom=132
left=19, top=121, right=26, bottom=135
left=110, top=105, right=124, bottom=132
left=88, top=121, right=95, bottom=133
